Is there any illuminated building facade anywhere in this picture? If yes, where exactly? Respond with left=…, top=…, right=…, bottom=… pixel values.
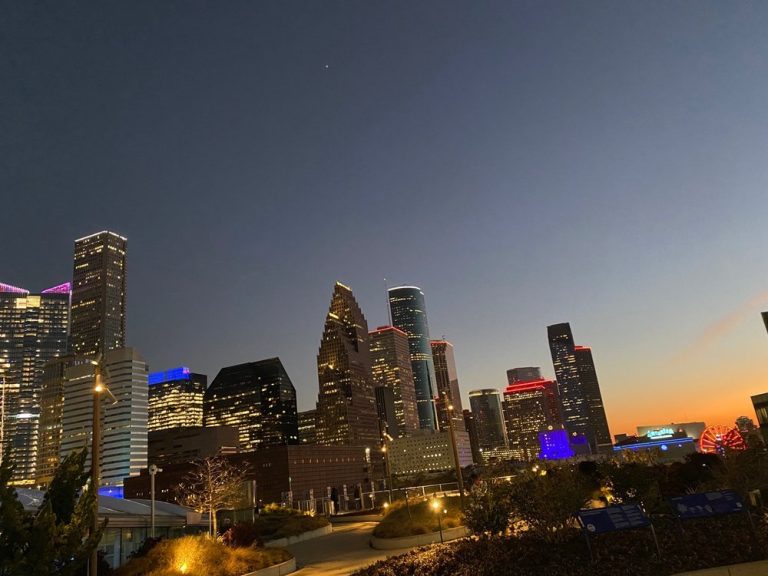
left=538, top=429, right=575, bottom=460
left=70, top=231, right=126, bottom=358
left=374, top=386, right=399, bottom=437
left=388, top=286, right=438, bottom=431
left=387, top=429, right=473, bottom=476
left=315, top=283, right=379, bottom=447
left=547, top=323, right=612, bottom=454
left=204, top=358, right=299, bottom=451
left=60, top=347, right=148, bottom=488
left=148, top=366, right=206, bottom=432
left=0, top=282, right=70, bottom=483
left=369, top=325, right=419, bottom=437
left=502, top=377, right=563, bottom=461
left=468, top=388, right=508, bottom=452
left=635, top=422, right=706, bottom=441
left=298, top=409, right=317, bottom=444
left=506, top=366, right=541, bottom=385
left=431, top=340, right=466, bottom=432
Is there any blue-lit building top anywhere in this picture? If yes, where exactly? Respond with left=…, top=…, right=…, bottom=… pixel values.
left=388, top=286, right=438, bottom=431
left=149, top=366, right=191, bottom=385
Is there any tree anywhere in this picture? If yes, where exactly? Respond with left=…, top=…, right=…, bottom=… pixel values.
left=177, top=456, right=249, bottom=536
left=0, top=450, right=102, bottom=576
left=463, top=478, right=513, bottom=538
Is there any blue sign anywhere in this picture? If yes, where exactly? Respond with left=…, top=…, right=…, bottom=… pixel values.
left=669, top=490, right=744, bottom=519
left=577, top=504, right=651, bottom=534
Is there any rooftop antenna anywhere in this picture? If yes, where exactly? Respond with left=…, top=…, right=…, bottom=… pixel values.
left=384, top=278, right=392, bottom=326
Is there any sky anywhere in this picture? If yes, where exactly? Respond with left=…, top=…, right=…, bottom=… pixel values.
left=2, top=1, right=768, bottom=436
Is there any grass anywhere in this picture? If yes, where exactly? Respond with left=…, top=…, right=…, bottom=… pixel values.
left=372, top=495, right=463, bottom=538
left=254, top=507, right=330, bottom=540
left=113, top=534, right=292, bottom=576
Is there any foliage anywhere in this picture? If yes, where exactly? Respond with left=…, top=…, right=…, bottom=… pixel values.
left=222, top=522, right=263, bottom=548
left=373, top=496, right=463, bottom=538
left=127, top=537, right=164, bottom=560
left=113, top=534, right=291, bottom=576
left=176, top=456, right=249, bottom=536
left=601, top=460, right=665, bottom=513
left=462, top=480, right=512, bottom=538
left=0, top=450, right=103, bottom=576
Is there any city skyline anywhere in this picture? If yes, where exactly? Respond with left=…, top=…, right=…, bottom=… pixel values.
left=4, top=2, right=768, bottom=438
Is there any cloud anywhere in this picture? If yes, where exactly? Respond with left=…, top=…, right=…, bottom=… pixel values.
left=672, top=291, right=768, bottom=364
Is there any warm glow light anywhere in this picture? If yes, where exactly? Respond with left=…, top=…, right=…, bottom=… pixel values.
left=94, top=383, right=104, bottom=392
left=179, top=563, right=188, bottom=573
left=431, top=499, right=441, bottom=511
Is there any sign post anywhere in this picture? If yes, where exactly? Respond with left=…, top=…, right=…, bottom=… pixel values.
left=576, top=504, right=660, bottom=562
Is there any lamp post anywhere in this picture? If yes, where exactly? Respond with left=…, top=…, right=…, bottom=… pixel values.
left=381, top=444, right=394, bottom=504
left=90, top=360, right=103, bottom=576
left=431, top=498, right=445, bottom=543
left=149, top=464, right=163, bottom=538
left=444, top=391, right=465, bottom=510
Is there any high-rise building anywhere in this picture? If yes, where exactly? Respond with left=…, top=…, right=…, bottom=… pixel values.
left=204, top=358, right=299, bottom=451
left=462, top=409, right=483, bottom=465
left=374, top=386, right=399, bottom=437
left=0, top=281, right=70, bottom=483
left=387, top=429, right=473, bottom=476
left=547, top=323, right=612, bottom=453
left=506, top=367, right=542, bottom=385
left=36, top=354, right=88, bottom=486
left=369, top=325, right=419, bottom=437
left=70, top=231, right=127, bottom=358
left=315, top=283, right=379, bottom=446
left=388, top=286, right=438, bottom=430
left=148, top=366, right=206, bottom=432
left=298, top=409, right=317, bottom=445
left=468, top=389, right=508, bottom=452
left=751, top=393, right=768, bottom=445
left=430, top=340, right=465, bottom=432
left=502, top=377, right=563, bottom=461
left=60, top=347, right=148, bottom=488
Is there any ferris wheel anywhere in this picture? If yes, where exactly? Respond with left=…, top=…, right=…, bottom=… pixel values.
left=699, top=425, right=746, bottom=454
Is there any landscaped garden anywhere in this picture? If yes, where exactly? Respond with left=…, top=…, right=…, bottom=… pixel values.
left=373, top=496, right=463, bottom=538
left=355, top=447, right=768, bottom=576
left=224, top=505, right=330, bottom=544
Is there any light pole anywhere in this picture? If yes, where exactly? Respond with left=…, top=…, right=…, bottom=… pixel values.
left=431, top=498, right=445, bottom=543
left=149, top=464, right=163, bottom=538
left=90, top=359, right=103, bottom=576
left=444, top=391, right=465, bottom=510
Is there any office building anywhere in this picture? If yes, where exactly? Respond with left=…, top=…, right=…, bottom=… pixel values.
left=547, top=323, right=612, bottom=454
left=431, top=340, right=466, bottom=432
left=462, top=409, right=483, bottom=465
left=204, top=358, right=298, bottom=451
left=369, top=325, right=419, bottom=438
left=0, top=281, right=70, bottom=483
left=468, top=389, right=508, bottom=452
left=148, top=426, right=238, bottom=466
left=315, top=283, right=379, bottom=446
left=506, top=367, right=542, bottom=385
left=298, top=409, right=317, bottom=445
left=388, top=286, right=438, bottom=431
left=70, top=231, right=127, bottom=358
left=636, top=422, right=706, bottom=441
left=502, top=377, right=563, bottom=461
left=60, top=347, right=148, bottom=488
left=387, top=429, right=473, bottom=476
left=374, top=386, right=399, bottom=437
left=148, top=366, right=206, bottom=432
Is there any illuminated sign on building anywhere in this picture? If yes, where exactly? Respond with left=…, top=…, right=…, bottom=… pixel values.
left=647, top=427, right=675, bottom=439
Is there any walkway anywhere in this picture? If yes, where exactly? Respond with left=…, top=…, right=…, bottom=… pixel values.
left=287, top=521, right=414, bottom=576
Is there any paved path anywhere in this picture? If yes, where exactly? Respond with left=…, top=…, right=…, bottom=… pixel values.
left=287, top=521, right=414, bottom=576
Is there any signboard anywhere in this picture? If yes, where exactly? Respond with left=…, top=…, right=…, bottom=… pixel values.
left=669, top=490, right=745, bottom=520
left=577, top=504, right=651, bottom=535
left=647, top=427, right=675, bottom=439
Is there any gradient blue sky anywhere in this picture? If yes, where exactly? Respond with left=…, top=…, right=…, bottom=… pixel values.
left=3, top=1, right=768, bottom=435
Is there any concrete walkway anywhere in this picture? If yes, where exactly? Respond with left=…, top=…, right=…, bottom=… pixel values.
left=287, top=521, right=415, bottom=576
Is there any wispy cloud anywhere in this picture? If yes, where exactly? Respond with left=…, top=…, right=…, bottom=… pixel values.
left=672, top=291, right=768, bottom=364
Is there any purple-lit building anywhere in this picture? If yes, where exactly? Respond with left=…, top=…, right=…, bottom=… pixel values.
left=538, top=429, right=574, bottom=460
left=0, top=281, right=71, bottom=483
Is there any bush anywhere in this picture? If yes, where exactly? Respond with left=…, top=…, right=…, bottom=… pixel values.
left=373, top=496, right=463, bottom=539
left=463, top=480, right=512, bottom=538
left=222, top=523, right=263, bottom=548
left=113, top=534, right=291, bottom=576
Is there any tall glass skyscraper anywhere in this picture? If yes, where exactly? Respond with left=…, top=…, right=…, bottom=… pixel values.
left=148, top=366, right=207, bottom=432
left=70, top=231, right=127, bottom=358
left=547, top=322, right=612, bottom=454
left=431, top=340, right=465, bottom=432
left=388, top=286, right=438, bottom=430
left=0, top=281, right=70, bottom=483
left=468, top=388, right=508, bottom=451
left=315, top=282, right=379, bottom=446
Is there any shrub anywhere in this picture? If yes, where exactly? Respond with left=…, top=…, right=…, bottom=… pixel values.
left=463, top=480, right=512, bottom=538
left=373, top=496, right=463, bottom=539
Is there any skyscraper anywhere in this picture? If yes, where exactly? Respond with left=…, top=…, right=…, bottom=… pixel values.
left=547, top=323, right=612, bottom=454
left=462, top=409, right=483, bottom=465
left=297, top=409, right=317, bottom=445
left=502, top=377, right=563, bottom=461
left=60, top=347, right=148, bottom=489
left=0, top=281, right=70, bottom=483
left=388, top=286, right=438, bottom=430
left=369, top=325, right=419, bottom=437
left=468, top=388, right=508, bottom=452
left=148, top=366, right=207, bottom=432
left=70, top=231, right=127, bottom=358
left=430, top=340, right=466, bottom=432
left=506, top=367, right=542, bottom=385
left=315, top=282, right=379, bottom=446
left=204, top=358, right=299, bottom=451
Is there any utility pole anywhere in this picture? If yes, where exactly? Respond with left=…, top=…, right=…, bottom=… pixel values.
left=444, top=390, right=465, bottom=510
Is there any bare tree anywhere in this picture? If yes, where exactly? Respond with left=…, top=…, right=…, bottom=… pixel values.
left=177, top=456, right=249, bottom=536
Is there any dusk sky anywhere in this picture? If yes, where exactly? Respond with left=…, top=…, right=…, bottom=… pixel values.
left=3, top=1, right=768, bottom=436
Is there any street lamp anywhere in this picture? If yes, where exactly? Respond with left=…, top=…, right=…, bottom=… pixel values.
left=443, top=391, right=465, bottom=510
left=149, top=464, right=163, bottom=538
left=431, top=498, right=446, bottom=543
